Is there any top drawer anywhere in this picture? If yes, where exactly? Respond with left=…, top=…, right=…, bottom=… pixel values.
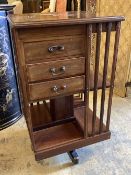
left=18, top=25, right=86, bottom=41
left=23, top=36, right=85, bottom=63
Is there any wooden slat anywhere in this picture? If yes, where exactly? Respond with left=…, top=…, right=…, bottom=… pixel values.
left=99, top=22, right=112, bottom=133
left=84, top=24, right=92, bottom=138
left=106, top=22, right=121, bottom=131
left=92, top=23, right=102, bottom=136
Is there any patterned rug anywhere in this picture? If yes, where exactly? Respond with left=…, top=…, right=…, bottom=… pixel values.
left=0, top=95, right=131, bottom=175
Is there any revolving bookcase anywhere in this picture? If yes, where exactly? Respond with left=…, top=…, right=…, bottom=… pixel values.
left=8, top=12, right=124, bottom=163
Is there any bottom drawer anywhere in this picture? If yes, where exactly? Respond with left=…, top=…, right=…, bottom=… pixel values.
left=28, top=76, right=85, bottom=101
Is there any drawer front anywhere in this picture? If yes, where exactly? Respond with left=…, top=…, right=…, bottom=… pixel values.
left=18, top=25, right=86, bottom=41
left=28, top=76, right=85, bottom=101
left=24, top=36, right=85, bottom=63
left=27, top=57, right=85, bottom=82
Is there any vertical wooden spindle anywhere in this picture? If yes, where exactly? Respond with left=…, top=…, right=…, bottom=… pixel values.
left=37, top=101, right=40, bottom=105
left=30, top=103, right=33, bottom=111
left=99, top=22, right=112, bottom=134
left=106, top=22, right=121, bottom=131
left=84, top=24, right=92, bottom=138
left=92, top=23, right=102, bottom=136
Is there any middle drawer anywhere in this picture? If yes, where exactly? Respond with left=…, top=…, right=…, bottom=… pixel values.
left=27, top=57, right=85, bottom=82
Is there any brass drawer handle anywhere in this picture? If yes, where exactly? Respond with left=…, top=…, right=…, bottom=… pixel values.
left=48, top=45, right=64, bottom=53
left=50, top=66, right=66, bottom=76
left=52, top=85, right=67, bottom=93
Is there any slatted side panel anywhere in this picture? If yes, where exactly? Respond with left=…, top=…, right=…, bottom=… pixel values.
left=85, top=21, right=121, bottom=137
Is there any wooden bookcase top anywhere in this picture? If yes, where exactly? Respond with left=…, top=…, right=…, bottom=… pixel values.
left=8, top=12, right=124, bottom=28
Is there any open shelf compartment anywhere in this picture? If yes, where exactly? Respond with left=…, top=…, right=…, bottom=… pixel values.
left=33, top=121, right=83, bottom=152
left=31, top=103, right=107, bottom=153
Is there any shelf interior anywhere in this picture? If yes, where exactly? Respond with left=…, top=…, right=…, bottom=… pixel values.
left=33, top=121, right=83, bottom=152
left=75, top=106, right=107, bottom=136
left=30, top=101, right=75, bottom=131
left=32, top=104, right=107, bottom=152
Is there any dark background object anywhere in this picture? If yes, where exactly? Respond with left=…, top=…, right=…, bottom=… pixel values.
left=21, top=0, right=87, bottom=13
left=0, top=5, right=22, bottom=130
left=41, top=0, right=50, bottom=10
left=67, top=0, right=86, bottom=11
left=0, top=4, right=16, bottom=12
left=22, top=0, right=41, bottom=13
left=0, top=0, right=8, bottom=4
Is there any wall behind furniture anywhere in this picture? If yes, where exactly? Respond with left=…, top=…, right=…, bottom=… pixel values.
left=97, top=0, right=131, bottom=97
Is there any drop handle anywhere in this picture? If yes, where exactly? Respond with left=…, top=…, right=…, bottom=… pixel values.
left=60, top=66, right=66, bottom=72
left=48, top=45, right=64, bottom=53
left=52, top=86, right=58, bottom=92
left=50, top=67, right=56, bottom=74
left=50, top=66, right=66, bottom=76
left=52, top=85, right=67, bottom=93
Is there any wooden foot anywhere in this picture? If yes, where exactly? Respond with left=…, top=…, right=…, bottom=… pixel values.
left=68, top=150, right=79, bottom=164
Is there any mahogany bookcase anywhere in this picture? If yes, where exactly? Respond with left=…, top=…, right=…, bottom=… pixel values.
left=8, top=12, right=124, bottom=164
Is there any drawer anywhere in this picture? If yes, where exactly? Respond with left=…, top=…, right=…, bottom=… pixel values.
left=23, top=36, right=85, bottom=63
left=27, top=57, right=85, bottom=82
left=28, top=76, right=85, bottom=101
left=18, top=25, right=86, bottom=41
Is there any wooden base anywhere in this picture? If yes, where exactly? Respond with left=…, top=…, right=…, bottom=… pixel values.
left=30, top=104, right=110, bottom=161
left=35, top=132, right=110, bottom=161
